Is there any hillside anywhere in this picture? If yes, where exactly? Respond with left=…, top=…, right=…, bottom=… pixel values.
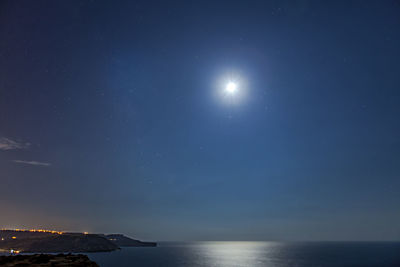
left=0, top=230, right=118, bottom=253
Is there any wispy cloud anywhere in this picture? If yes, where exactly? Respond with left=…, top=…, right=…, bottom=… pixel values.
left=0, top=137, right=30, bottom=150
left=12, top=160, right=51, bottom=167
left=2, top=137, right=49, bottom=166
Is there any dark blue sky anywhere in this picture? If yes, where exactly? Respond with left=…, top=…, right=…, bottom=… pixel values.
left=1, top=0, right=400, bottom=241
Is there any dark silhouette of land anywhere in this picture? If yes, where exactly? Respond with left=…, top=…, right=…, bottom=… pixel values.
left=105, top=234, right=156, bottom=247
left=0, top=230, right=156, bottom=253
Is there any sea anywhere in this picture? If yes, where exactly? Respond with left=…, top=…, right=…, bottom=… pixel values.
left=86, top=241, right=400, bottom=267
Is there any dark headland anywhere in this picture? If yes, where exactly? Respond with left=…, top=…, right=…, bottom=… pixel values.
left=0, top=229, right=156, bottom=253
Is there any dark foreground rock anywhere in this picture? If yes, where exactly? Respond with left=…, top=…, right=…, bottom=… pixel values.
left=0, top=254, right=99, bottom=267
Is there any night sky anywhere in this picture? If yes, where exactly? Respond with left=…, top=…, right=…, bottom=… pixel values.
left=1, top=1, right=400, bottom=241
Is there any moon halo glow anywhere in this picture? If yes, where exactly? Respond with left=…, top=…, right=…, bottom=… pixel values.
left=225, top=81, right=238, bottom=94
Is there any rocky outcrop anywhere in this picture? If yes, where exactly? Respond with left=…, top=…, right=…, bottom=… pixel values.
left=0, top=254, right=99, bottom=267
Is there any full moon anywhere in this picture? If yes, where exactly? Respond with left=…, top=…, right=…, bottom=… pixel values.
left=225, top=82, right=237, bottom=94
left=215, top=72, right=247, bottom=106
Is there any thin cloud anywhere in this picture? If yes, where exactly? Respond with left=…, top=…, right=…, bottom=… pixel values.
left=13, top=160, right=51, bottom=167
left=0, top=137, right=30, bottom=150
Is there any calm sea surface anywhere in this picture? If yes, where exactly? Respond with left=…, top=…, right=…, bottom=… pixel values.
left=87, top=241, right=400, bottom=267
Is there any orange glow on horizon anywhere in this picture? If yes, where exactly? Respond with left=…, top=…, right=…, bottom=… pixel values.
left=1, top=228, right=64, bottom=235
